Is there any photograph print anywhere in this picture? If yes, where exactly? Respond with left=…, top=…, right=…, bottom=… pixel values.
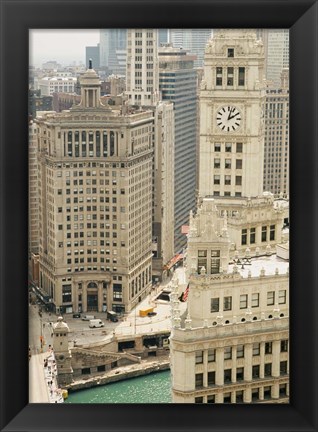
left=28, top=28, right=289, bottom=404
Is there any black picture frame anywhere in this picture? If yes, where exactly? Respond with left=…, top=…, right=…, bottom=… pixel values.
left=1, top=0, right=317, bottom=431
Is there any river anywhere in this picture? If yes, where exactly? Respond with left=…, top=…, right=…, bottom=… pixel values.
left=64, top=370, right=172, bottom=403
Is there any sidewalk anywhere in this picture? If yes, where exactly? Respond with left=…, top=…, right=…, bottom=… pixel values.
left=29, top=349, right=64, bottom=403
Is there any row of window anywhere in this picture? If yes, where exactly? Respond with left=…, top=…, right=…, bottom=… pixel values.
left=215, top=66, right=245, bottom=87
left=213, top=142, right=243, bottom=153
left=195, top=341, right=288, bottom=365
left=194, top=383, right=288, bottom=403
left=195, top=361, right=288, bottom=388
left=214, top=158, right=242, bottom=169
left=210, top=290, right=287, bottom=313
left=241, top=225, right=275, bottom=245
left=213, top=175, right=242, bottom=186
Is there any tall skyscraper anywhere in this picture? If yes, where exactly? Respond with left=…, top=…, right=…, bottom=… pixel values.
left=257, top=29, right=289, bottom=87
left=263, top=69, right=289, bottom=195
left=158, top=45, right=197, bottom=253
left=170, top=29, right=289, bottom=404
left=125, top=29, right=175, bottom=280
left=35, top=65, right=154, bottom=314
left=170, top=29, right=212, bottom=67
left=100, top=29, right=127, bottom=75
left=86, top=44, right=100, bottom=69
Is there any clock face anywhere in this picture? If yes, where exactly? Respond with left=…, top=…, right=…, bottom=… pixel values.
left=216, top=106, right=241, bottom=132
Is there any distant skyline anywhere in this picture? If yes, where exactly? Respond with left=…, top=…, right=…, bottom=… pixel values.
left=30, top=30, right=100, bottom=67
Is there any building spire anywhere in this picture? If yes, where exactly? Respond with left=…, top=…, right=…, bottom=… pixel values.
left=89, top=58, right=93, bottom=69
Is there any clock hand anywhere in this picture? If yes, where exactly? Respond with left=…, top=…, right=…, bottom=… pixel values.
left=227, top=107, right=233, bottom=120
left=228, top=112, right=240, bottom=120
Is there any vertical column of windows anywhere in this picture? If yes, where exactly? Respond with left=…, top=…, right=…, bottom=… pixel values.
left=89, top=131, right=94, bottom=157
left=82, top=131, right=87, bottom=156
left=74, top=131, right=79, bottom=157
left=96, top=131, right=101, bottom=157
left=103, top=131, right=108, bottom=156
left=67, top=131, right=73, bottom=157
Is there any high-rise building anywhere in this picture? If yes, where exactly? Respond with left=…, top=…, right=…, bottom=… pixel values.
left=170, top=29, right=289, bottom=404
left=158, top=29, right=169, bottom=46
left=169, top=29, right=212, bottom=68
left=257, top=29, right=289, bottom=87
left=126, top=29, right=160, bottom=106
left=35, top=65, right=154, bottom=314
left=125, top=29, right=175, bottom=280
left=99, top=29, right=127, bottom=75
left=158, top=45, right=197, bottom=253
left=86, top=44, right=100, bottom=69
left=263, top=69, right=289, bottom=195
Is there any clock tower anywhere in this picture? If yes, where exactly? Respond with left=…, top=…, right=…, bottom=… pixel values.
left=199, top=29, right=266, bottom=199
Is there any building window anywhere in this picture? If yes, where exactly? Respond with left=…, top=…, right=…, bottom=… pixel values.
left=250, top=227, right=256, bottom=244
left=198, top=250, right=207, bottom=273
left=214, top=158, right=221, bottom=168
left=252, top=388, right=260, bottom=401
left=252, top=365, right=260, bottom=378
left=278, top=290, right=286, bottom=304
left=224, top=175, right=231, bottom=185
left=236, top=142, right=243, bottom=153
left=238, top=67, right=245, bottom=86
left=241, top=229, right=247, bottom=245
left=279, top=384, right=287, bottom=397
left=281, top=340, right=288, bottom=352
left=224, top=347, right=232, bottom=360
left=223, top=393, right=231, bottom=403
left=195, top=351, right=203, bottom=364
left=251, top=293, right=259, bottom=308
left=225, top=143, right=232, bottom=152
left=236, top=159, right=242, bottom=169
left=224, top=369, right=232, bottom=383
left=264, top=363, right=272, bottom=377
left=265, top=342, right=273, bottom=354
left=62, top=284, right=72, bottom=303
left=214, top=175, right=220, bottom=185
left=227, top=67, right=234, bottom=86
left=228, top=48, right=234, bottom=57
left=207, top=394, right=215, bottom=403
left=267, top=291, right=275, bottom=306
left=280, top=361, right=288, bottom=375
left=240, top=294, right=248, bottom=309
left=195, top=373, right=203, bottom=389
left=211, top=250, right=220, bottom=274
left=211, top=298, right=220, bottom=313
left=264, top=386, right=272, bottom=400
left=195, top=397, right=203, bottom=403
left=225, top=159, right=231, bottom=169
left=214, top=143, right=221, bottom=152
left=223, top=296, right=232, bottom=311
left=253, top=343, right=260, bottom=356
left=236, top=367, right=244, bottom=381
left=237, top=345, right=244, bottom=358
left=113, top=283, right=122, bottom=301
left=208, top=371, right=215, bottom=386
left=216, top=67, right=222, bottom=86
left=261, top=226, right=267, bottom=242
left=270, top=224, right=275, bottom=240
left=208, top=349, right=215, bottom=362
left=236, top=390, right=244, bottom=403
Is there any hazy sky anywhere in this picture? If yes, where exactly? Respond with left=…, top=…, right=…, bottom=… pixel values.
left=30, top=30, right=100, bottom=67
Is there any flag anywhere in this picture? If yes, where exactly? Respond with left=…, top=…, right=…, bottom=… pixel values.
left=179, top=284, right=190, bottom=302
left=183, top=284, right=190, bottom=302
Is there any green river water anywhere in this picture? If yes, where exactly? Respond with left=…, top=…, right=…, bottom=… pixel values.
left=64, top=370, right=172, bottom=403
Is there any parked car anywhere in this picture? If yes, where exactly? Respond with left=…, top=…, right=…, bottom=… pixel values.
left=72, top=313, right=81, bottom=318
left=147, top=312, right=157, bottom=317
left=81, top=314, right=95, bottom=321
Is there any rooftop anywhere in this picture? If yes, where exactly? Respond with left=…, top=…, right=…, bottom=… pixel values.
left=228, top=251, right=289, bottom=278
